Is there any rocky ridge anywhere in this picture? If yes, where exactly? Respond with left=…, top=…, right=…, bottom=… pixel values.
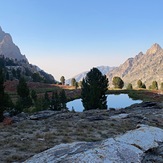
left=0, top=26, right=55, bottom=83
left=0, top=26, right=27, bottom=61
left=107, top=43, right=163, bottom=88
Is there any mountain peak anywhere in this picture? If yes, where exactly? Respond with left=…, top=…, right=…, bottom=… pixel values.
left=0, top=26, right=27, bottom=61
left=146, top=43, right=162, bottom=55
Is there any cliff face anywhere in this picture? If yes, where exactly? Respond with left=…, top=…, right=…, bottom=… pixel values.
left=107, top=43, right=163, bottom=88
left=0, top=27, right=27, bottom=61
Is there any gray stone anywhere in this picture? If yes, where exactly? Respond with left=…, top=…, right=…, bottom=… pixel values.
left=24, top=125, right=163, bottom=163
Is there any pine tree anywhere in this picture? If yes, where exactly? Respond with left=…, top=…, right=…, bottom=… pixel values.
left=71, top=78, right=76, bottom=86
left=59, top=90, right=67, bottom=109
left=51, top=91, right=60, bottom=110
left=60, top=76, right=65, bottom=85
left=81, top=67, right=108, bottom=110
left=0, top=68, right=13, bottom=118
left=31, top=90, right=37, bottom=102
left=16, top=77, right=32, bottom=112
left=112, top=76, right=124, bottom=89
left=75, top=82, right=78, bottom=89
left=44, top=92, right=50, bottom=108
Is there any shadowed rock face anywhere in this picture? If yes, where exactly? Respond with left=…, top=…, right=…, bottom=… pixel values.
left=107, top=43, right=163, bottom=87
left=24, top=125, right=163, bottom=163
left=0, top=26, right=27, bottom=61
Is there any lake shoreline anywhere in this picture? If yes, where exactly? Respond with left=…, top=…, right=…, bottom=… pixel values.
left=67, top=94, right=142, bottom=112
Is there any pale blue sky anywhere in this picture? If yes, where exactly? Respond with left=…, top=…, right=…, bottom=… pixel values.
left=0, top=0, right=163, bottom=80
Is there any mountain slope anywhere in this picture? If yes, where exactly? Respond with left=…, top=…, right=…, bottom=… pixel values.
left=0, top=27, right=27, bottom=61
left=66, top=66, right=115, bottom=85
left=107, top=43, right=163, bottom=88
left=0, top=26, right=55, bottom=83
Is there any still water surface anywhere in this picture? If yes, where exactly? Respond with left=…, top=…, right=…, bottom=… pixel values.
left=67, top=94, right=142, bottom=112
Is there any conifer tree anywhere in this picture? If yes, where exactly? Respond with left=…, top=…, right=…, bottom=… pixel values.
left=137, top=80, right=143, bottom=88
left=59, top=90, right=67, bottom=109
left=0, top=68, right=13, bottom=118
left=51, top=91, right=60, bottom=110
left=16, top=77, right=32, bottom=112
left=81, top=67, right=108, bottom=110
left=31, top=90, right=37, bottom=102
left=151, top=81, right=158, bottom=90
left=112, top=76, right=124, bottom=89
left=60, top=76, right=65, bottom=85
left=71, top=78, right=76, bottom=86
left=126, top=83, right=133, bottom=90
left=44, top=92, right=50, bottom=108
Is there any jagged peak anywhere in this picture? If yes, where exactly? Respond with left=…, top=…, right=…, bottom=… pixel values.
left=146, top=43, right=162, bottom=55
left=138, top=51, right=144, bottom=55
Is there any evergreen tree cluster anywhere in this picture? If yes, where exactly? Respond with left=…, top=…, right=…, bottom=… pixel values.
left=0, top=68, right=13, bottom=121
left=15, top=77, right=67, bottom=113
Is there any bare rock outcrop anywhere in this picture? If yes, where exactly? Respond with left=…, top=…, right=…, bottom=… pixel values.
left=24, top=125, right=163, bottom=163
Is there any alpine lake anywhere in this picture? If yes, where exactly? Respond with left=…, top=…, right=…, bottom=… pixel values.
left=67, top=94, right=142, bottom=112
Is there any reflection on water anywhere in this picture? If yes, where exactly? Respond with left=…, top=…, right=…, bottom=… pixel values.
left=67, top=94, right=142, bottom=112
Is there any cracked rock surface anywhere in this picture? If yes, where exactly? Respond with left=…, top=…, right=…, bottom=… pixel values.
left=24, top=125, right=163, bottom=163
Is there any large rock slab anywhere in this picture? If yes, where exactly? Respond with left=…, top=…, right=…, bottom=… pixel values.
left=24, top=125, right=163, bottom=163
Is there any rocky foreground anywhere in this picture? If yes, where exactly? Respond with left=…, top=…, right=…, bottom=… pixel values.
left=0, top=101, right=163, bottom=162
left=24, top=125, right=163, bottom=163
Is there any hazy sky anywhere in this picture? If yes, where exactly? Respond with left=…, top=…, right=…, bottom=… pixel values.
left=0, top=0, right=163, bottom=80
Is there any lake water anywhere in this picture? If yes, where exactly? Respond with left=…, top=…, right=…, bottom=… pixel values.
left=67, top=94, right=142, bottom=112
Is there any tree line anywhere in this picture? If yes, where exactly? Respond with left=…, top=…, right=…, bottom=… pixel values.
left=0, top=66, right=163, bottom=122
left=0, top=68, right=67, bottom=121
